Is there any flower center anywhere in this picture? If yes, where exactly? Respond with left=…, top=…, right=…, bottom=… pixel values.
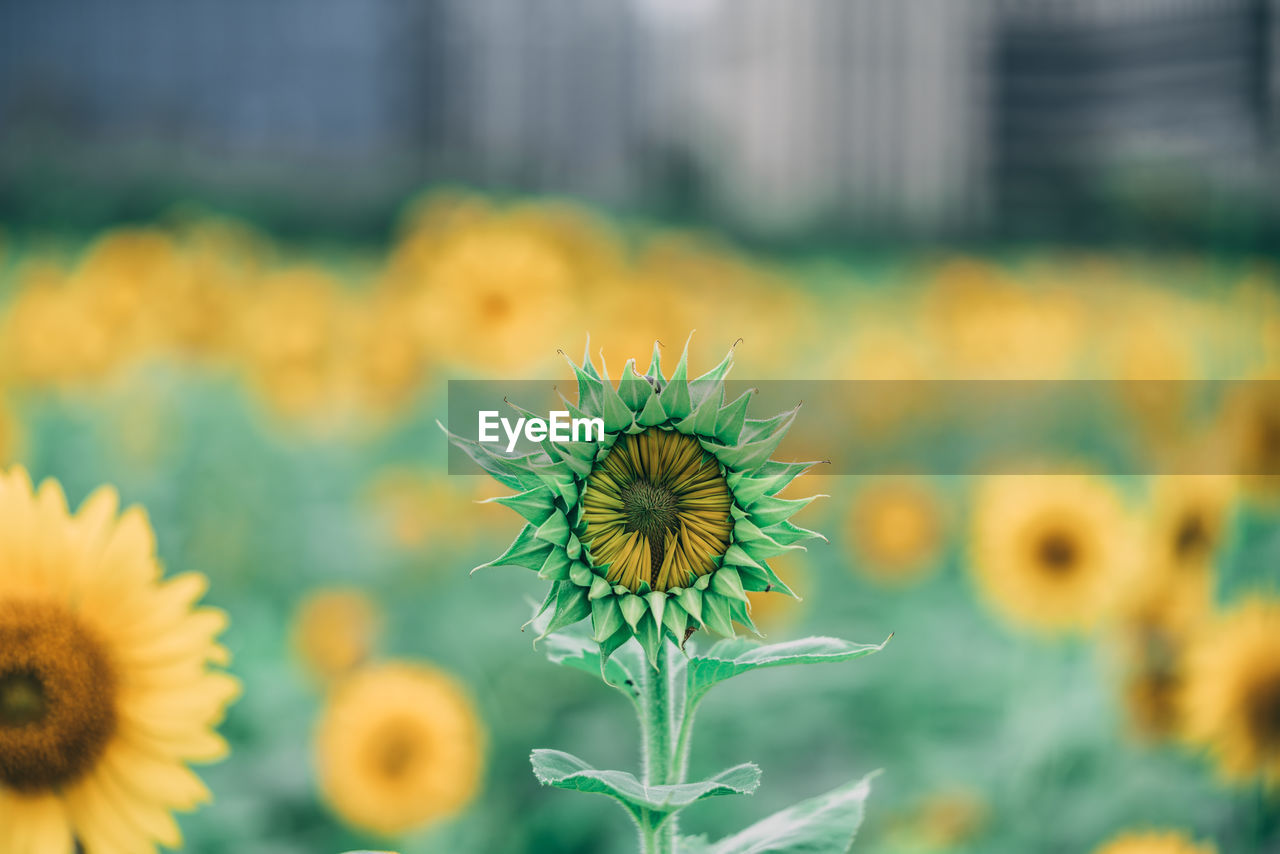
left=0, top=599, right=117, bottom=793
left=367, top=716, right=424, bottom=781
left=0, top=672, right=45, bottom=726
left=582, top=429, right=733, bottom=593
left=621, top=479, right=681, bottom=575
left=1246, top=672, right=1280, bottom=750
left=1173, top=511, right=1210, bottom=562
left=1259, top=411, right=1280, bottom=461
left=1036, top=530, right=1078, bottom=574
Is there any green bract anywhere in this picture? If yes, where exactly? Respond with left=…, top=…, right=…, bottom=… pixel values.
left=444, top=336, right=824, bottom=670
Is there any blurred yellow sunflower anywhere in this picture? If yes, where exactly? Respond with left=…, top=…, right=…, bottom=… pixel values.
left=911, top=793, right=988, bottom=850
left=363, top=469, right=502, bottom=551
left=845, top=477, right=946, bottom=586
left=587, top=273, right=708, bottom=376
left=1120, top=476, right=1235, bottom=637
left=1110, top=603, right=1187, bottom=743
left=1221, top=378, right=1280, bottom=500
left=0, top=467, right=239, bottom=854
left=501, top=199, right=625, bottom=281
left=340, top=292, right=430, bottom=417
left=410, top=219, right=580, bottom=375
left=0, top=396, right=23, bottom=464
left=69, top=228, right=180, bottom=364
left=1181, top=597, right=1280, bottom=785
left=1, top=262, right=120, bottom=387
left=921, top=258, right=1084, bottom=380
left=1092, top=830, right=1217, bottom=854
left=970, top=474, right=1135, bottom=634
left=148, top=239, right=253, bottom=364
left=290, top=589, right=381, bottom=685
left=1123, top=663, right=1183, bottom=743
left=237, top=267, right=345, bottom=417
left=315, top=662, right=484, bottom=836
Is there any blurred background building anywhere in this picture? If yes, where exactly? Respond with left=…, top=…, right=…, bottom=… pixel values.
left=1, top=0, right=1278, bottom=244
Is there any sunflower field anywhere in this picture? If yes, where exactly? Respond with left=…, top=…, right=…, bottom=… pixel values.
left=0, top=191, right=1278, bottom=854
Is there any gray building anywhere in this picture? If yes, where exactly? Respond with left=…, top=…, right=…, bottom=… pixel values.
left=0, top=0, right=1276, bottom=240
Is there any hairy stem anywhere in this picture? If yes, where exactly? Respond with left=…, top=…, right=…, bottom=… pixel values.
left=638, top=641, right=677, bottom=854
left=672, top=698, right=698, bottom=784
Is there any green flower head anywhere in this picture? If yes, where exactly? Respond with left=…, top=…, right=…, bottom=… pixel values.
left=445, top=335, right=824, bottom=669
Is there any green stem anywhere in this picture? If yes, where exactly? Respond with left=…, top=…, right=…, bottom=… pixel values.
left=672, top=698, right=698, bottom=784
left=638, top=641, right=677, bottom=854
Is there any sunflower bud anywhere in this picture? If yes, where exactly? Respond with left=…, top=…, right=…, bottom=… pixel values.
left=446, top=336, right=823, bottom=670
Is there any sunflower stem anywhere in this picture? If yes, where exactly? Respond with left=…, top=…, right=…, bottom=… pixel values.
left=672, top=699, right=698, bottom=784
left=638, top=640, right=678, bottom=854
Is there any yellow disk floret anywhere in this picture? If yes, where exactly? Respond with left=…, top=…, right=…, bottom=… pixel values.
left=582, top=429, right=732, bottom=593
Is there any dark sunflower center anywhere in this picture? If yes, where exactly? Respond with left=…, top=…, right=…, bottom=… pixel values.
left=1129, top=667, right=1181, bottom=735
left=368, top=717, right=423, bottom=781
left=0, top=671, right=45, bottom=726
left=1036, top=530, right=1078, bottom=574
left=480, top=292, right=510, bottom=321
left=0, top=599, right=118, bottom=793
left=1173, top=511, right=1210, bottom=562
left=621, top=480, right=680, bottom=579
left=1246, top=673, right=1280, bottom=748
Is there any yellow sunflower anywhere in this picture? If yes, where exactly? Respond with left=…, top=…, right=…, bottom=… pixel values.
left=970, top=473, right=1135, bottom=634
left=1, top=262, right=120, bottom=387
left=1101, top=304, right=1203, bottom=443
left=1110, top=609, right=1186, bottom=744
left=340, top=293, right=430, bottom=417
left=1221, top=378, right=1280, bottom=500
left=315, top=662, right=484, bottom=837
left=69, top=228, right=181, bottom=364
left=921, top=257, right=1084, bottom=380
left=0, top=396, right=23, bottom=464
left=0, top=467, right=239, bottom=854
left=1181, top=597, right=1280, bottom=785
left=363, top=469, right=503, bottom=551
left=237, top=267, right=345, bottom=418
left=885, top=788, right=987, bottom=851
left=1092, top=830, right=1217, bottom=854
left=290, top=589, right=381, bottom=685
left=823, top=318, right=932, bottom=440
left=1121, top=476, right=1236, bottom=637
left=845, top=477, right=946, bottom=587
left=580, top=428, right=733, bottom=593
left=409, top=219, right=581, bottom=376
left=148, top=238, right=253, bottom=364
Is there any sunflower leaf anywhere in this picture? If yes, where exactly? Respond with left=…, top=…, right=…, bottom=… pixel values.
left=542, top=624, right=641, bottom=699
left=530, top=749, right=760, bottom=823
left=677, top=771, right=877, bottom=854
left=687, top=636, right=889, bottom=706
